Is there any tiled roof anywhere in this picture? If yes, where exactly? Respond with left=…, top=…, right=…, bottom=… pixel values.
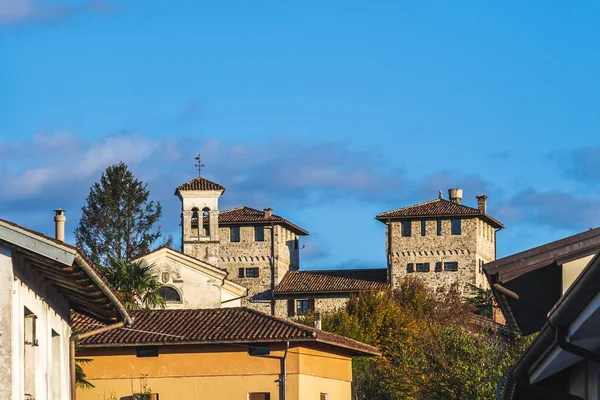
left=175, top=177, right=225, bottom=193
left=0, top=218, right=130, bottom=324
left=215, top=206, right=309, bottom=235
left=274, top=269, right=389, bottom=294
left=376, top=198, right=504, bottom=228
left=72, top=308, right=380, bottom=356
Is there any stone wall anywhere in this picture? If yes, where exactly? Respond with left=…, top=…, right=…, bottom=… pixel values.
left=388, top=217, right=491, bottom=294
left=274, top=294, right=352, bottom=319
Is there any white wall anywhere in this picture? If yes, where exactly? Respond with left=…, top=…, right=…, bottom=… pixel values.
left=1, top=246, right=72, bottom=400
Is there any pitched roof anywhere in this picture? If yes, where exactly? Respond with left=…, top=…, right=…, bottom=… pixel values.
left=376, top=198, right=503, bottom=228
left=175, top=177, right=226, bottom=193
left=274, top=269, right=389, bottom=294
left=215, top=206, right=309, bottom=235
left=0, top=218, right=131, bottom=325
left=72, top=307, right=380, bottom=356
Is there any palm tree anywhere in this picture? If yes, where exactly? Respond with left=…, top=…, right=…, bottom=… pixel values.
left=103, top=259, right=166, bottom=310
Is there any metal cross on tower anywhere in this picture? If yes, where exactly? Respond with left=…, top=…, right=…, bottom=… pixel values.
left=194, top=154, right=205, bottom=177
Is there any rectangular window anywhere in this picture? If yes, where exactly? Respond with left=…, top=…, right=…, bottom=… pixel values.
left=296, top=299, right=314, bottom=315
left=51, top=330, right=61, bottom=400
left=287, top=299, right=296, bottom=317
left=249, top=393, right=270, bottom=400
left=245, top=267, right=259, bottom=278
left=444, top=262, right=458, bottom=271
left=24, top=308, right=36, bottom=398
left=451, top=218, right=461, bottom=235
left=421, top=220, right=426, bottom=236
left=230, top=226, right=241, bottom=242
left=255, top=226, right=265, bottom=242
left=401, top=220, right=412, bottom=236
left=437, top=219, right=442, bottom=236
left=416, top=263, right=426, bottom=272
left=406, top=263, right=415, bottom=273
left=238, top=268, right=245, bottom=278
left=136, top=346, right=159, bottom=357
left=435, top=261, right=443, bottom=272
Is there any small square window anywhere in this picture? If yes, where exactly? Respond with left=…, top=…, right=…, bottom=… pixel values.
left=416, top=263, right=426, bottom=272
left=255, top=226, right=265, bottom=241
left=245, top=267, right=259, bottom=278
left=451, top=218, right=461, bottom=235
left=401, top=220, right=412, bottom=236
left=421, top=220, right=426, bottom=236
left=437, top=219, right=442, bottom=236
left=136, top=346, right=159, bottom=357
left=296, top=299, right=311, bottom=315
left=230, top=226, right=240, bottom=242
left=444, top=262, right=458, bottom=271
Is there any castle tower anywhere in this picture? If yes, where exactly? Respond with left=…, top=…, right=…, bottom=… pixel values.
left=175, top=177, right=226, bottom=266
left=376, top=189, right=504, bottom=293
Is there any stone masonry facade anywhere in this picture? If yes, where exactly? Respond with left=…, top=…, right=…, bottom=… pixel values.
left=387, top=217, right=496, bottom=294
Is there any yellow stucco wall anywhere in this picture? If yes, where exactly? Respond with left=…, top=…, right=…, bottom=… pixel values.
left=77, top=343, right=353, bottom=400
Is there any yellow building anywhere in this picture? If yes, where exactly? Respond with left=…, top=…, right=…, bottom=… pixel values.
left=74, top=307, right=379, bottom=400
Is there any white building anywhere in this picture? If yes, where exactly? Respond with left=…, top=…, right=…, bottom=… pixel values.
left=0, top=212, right=130, bottom=400
left=136, top=246, right=247, bottom=309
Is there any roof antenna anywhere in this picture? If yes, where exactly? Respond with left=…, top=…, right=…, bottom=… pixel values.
left=194, top=154, right=205, bottom=177
left=439, top=190, right=443, bottom=199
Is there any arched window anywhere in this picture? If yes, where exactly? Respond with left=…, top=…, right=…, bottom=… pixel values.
left=190, top=207, right=199, bottom=235
left=159, top=286, right=181, bottom=303
left=202, top=207, right=211, bottom=237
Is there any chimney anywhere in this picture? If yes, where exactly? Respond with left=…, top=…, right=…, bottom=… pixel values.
left=448, top=188, right=463, bottom=204
left=476, top=194, right=488, bottom=213
left=54, top=209, right=66, bottom=242
left=263, top=207, right=273, bottom=218
left=314, top=312, right=322, bottom=330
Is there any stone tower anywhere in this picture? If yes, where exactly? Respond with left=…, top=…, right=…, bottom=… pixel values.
left=175, top=177, right=226, bottom=266
left=376, top=189, right=504, bottom=293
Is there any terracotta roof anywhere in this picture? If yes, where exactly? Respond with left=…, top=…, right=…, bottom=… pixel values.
left=72, top=308, right=380, bottom=356
left=215, top=206, right=309, bottom=235
left=0, top=218, right=130, bottom=324
left=175, top=177, right=225, bottom=193
left=376, top=198, right=504, bottom=228
left=274, top=269, right=389, bottom=294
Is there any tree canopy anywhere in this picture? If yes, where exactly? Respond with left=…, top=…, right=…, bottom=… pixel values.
left=102, top=259, right=166, bottom=310
left=75, top=162, right=167, bottom=267
left=299, top=278, right=530, bottom=400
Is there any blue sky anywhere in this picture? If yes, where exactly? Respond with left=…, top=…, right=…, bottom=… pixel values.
left=1, top=0, right=599, bottom=269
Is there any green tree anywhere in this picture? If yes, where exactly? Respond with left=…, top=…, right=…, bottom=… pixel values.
left=299, top=278, right=529, bottom=400
left=102, top=259, right=166, bottom=310
left=75, top=162, right=167, bottom=267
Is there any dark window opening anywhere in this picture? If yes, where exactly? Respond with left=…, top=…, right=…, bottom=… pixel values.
left=249, top=394, right=270, bottom=400
left=255, top=226, right=265, bottom=242
left=407, top=263, right=415, bottom=273
left=421, top=220, right=426, bottom=236
left=435, top=262, right=443, bottom=272
left=437, top=219, right=442, bottom=236
left=190, top=207, right=199, bottom=234
left=230, top=226, right=240, bottom=242
left=296, top=299, right=314, bottom=315
left=202, top=207, right=210, bottom=236
left=444, top=262, right=458, bottom=271
left=401, top=220, right=412, bottom=236
left=416, top=263, right=426, bottom=272
left=245, top=267, right=260, bottom=278
left=451, top=218, right=461, bottom=235
left=287, top=299, right=295, bottom=317
left=159, top=286, right=181, bottom=302
left=136, top=346, right=159, bottom=357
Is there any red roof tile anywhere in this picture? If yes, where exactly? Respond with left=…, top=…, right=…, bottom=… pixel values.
left=175, top=177, right=226, bottom=193
left=376, top=198, right=503, bottom=228
left=72, top=308, right=380, bottom=356
left=216, top=207, right=309, bottom=235
left=274, top=269, right=389, bottom=294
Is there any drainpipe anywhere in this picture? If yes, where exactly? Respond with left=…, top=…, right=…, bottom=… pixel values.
left=281, top=341, right=289, bottom=400
left=70, top=321, right=126, bottom=400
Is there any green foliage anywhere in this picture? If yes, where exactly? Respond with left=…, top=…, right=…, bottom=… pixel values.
left=102, top=259, right=166, bottom=310
left=75, top=162, right=168, bottom=267
left=307, top=278, right=528, bottom=400
left=465, top=283, right=493, bottom=317
left=75, top=357, right=95, bottom=389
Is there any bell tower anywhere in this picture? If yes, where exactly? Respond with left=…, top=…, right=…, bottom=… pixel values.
left=175, top=174, right=225, bottom=266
